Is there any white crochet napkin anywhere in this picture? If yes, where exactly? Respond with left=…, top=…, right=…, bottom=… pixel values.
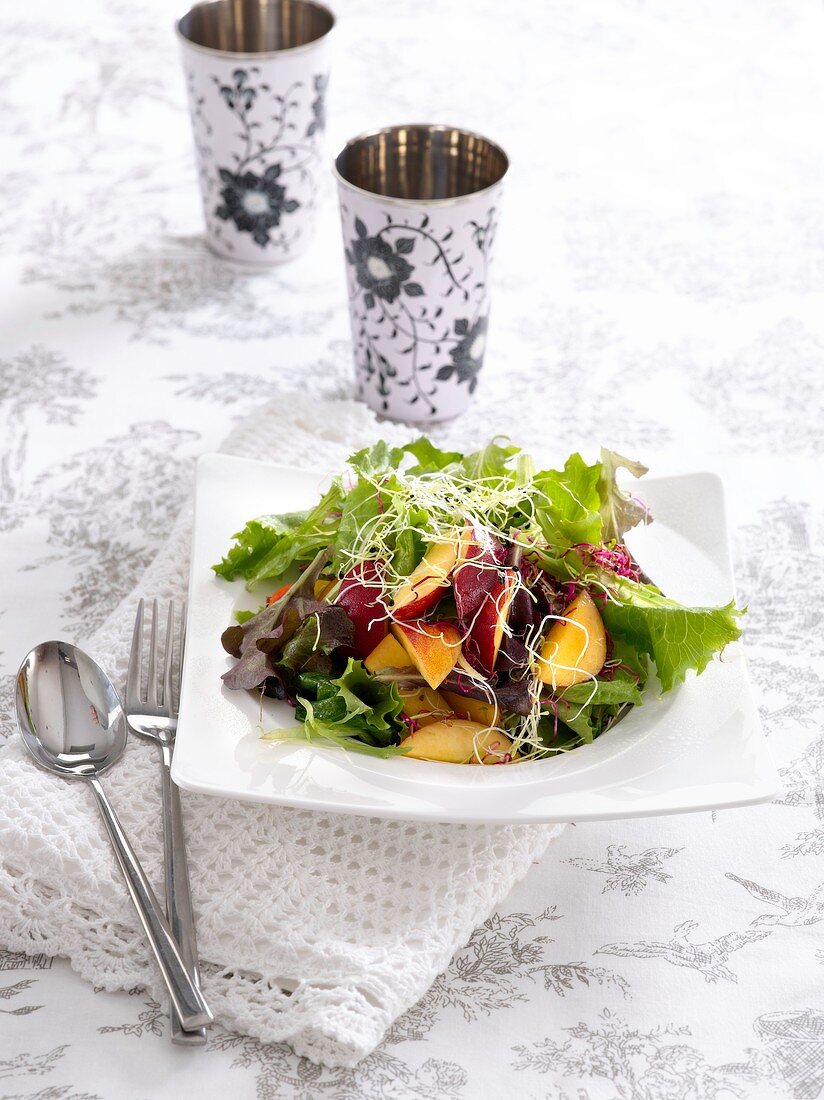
left=0, top=397, right=562, bottom=1068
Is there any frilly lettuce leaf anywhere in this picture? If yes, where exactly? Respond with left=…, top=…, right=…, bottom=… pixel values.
left=346, top=440, right=405, bottom=479
left=213, top=512, right=306, bottom=581
left=213, top=485, right=342, bottom=586
left=594, top=572, right=743, bottom=692
left=331, top=477, right=384, bottom=572
left=560, top=676, right=645, bottom=710
left=262, top=658, right=407, bottom=755
left=295, top=658, right=403, bottom=746
left=401, top=438, right=463, bottom=474
left=533, top=453, right=603, bottom=552
left=220, top=549, right=343, bottom=691
left=261, top=707, right=410, bottom=758
left=348, top=435, right=521, bottom=483
left=459, top=438, right=521, bottom=480
left=544, top=658, right=645, bottom=745
left=597, top=448, right=650, bottom=543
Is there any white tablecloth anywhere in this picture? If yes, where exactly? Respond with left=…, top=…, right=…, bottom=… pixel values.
left=2, top=0, right=824, bottom=1096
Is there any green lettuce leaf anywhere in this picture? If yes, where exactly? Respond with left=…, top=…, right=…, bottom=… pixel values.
left=346, top=440, right=405, bottom=480
left=533, top=453, right=603, bottom=554
left=261, top=710, right=410, bottom=758
left=597, top=448, right=650, bottom=543
left=559, top=676, right=644, bottom=709
left=293, top=658, right=404, bottom=748
left=213, top=485, right=342, bottom=586
left=402, top=438, right=463, bottom=474
left=460, top=438, right=521, bottom=481
left=595, top=572, right=743, bottom=691
left=213, top=512, right=307, bottom=581
left=331, top=478, right=383, bottom=571
left=392, top=524, right=425, bottom=579
left=546, top=668, right=644, bottom=744
left=534, top=720, right=582, bottom=754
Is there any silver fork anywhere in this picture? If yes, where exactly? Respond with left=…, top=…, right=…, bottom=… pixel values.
left=126, top=598, right=209, bottom=1046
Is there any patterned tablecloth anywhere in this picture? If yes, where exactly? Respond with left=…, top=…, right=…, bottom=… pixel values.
left=2, top=0, right=824, bottom=1096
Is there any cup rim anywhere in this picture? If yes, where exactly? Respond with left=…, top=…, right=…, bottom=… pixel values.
left=175, top=0, right=335, bottom=59
left=333, top=123, right=510, bottom=208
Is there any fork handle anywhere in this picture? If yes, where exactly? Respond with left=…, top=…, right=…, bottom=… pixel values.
left=159, top=744, right=208, bottom=1045
left=87, top=776, right=213, bottom=1032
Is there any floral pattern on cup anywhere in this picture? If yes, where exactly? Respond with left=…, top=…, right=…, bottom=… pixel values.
left=340, top=206, right=498, bottom=421
left=350, top=227, right=417, bottom=304
left=181, top=51, right=330, bottom=263
left=306, top=74, right=328, bottom=137
left=437, top=315, right=488, bottom=394
left=209, top=68, right=310, bottom=251
left=215, top=165, right=299, bottom=247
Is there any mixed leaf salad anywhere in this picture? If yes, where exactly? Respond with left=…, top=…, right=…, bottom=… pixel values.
left=214, top=439, right=742, bottom=765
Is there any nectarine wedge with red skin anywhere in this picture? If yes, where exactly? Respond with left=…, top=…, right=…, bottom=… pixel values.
left=453, top=523, right=506, bottom=623
left=335, top=560, right=387, bottom=660
left=538, top=589, right=607, bottom=688
left=391, top=620, right=462, bottom=689
left=463, top=569, right=518, bottom=676
left=391, top=537, right=459, bottom=621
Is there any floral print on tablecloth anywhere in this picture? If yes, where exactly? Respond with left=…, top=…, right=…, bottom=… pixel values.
left=1, top=0, right=824, bottom=1097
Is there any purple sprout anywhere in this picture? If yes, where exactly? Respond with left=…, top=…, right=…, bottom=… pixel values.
left=571, top=542, right=641, bottom=582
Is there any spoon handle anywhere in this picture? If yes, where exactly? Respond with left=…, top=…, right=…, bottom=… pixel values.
left=87, top=775, right=213, bottom=1031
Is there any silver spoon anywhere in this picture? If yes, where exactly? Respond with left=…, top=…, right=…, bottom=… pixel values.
left=15, top=641, right=213, bottom=1033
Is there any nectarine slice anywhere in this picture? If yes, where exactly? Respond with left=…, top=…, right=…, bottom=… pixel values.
left=398, top=685, right=452, bottom=727
left=538, top=589, right=607, bottom=688
left=336, top=560, right=387, bottom=659
left=363, top=633, right=412, bottom=674
left=441, top=689, right=498, bottom=727
left=391, top=620, right=461, bottom=689
left=464, top=570, right=517, bottom=676
left=454, top=524, right=505, bottom=622
left=399, top=718, right=514, bottom=764
left=391, top=537, right=459, bottom=621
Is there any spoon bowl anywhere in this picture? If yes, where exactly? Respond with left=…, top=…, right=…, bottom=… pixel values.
left=17, top=641, right=125, bottom=778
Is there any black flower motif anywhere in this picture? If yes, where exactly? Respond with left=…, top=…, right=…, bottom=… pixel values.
left=436, top=316, right=488, bottom=393
left=346, top=219, right=418, bottom=304
left=214, top=165, right=299, bottom=247
left=215, top=68, right=263, bottom=116
left=306, top=73, right=328, bottom=137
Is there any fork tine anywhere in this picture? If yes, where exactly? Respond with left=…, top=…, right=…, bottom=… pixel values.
left=126, top=599, right=144, bottom=709
left=146, top=598, right=159, bottom=707
left=173, top=601, right=188, bottom=718
left=162, top=601, right=175, bottom=716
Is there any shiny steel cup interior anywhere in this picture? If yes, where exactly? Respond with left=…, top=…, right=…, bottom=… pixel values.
left=335, top=125, right=509, bottom=203
left=177, top=0, right=334, bottom=55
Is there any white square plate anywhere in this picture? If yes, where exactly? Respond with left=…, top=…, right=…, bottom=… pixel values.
left=172, top=453, right=779, bottom=824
